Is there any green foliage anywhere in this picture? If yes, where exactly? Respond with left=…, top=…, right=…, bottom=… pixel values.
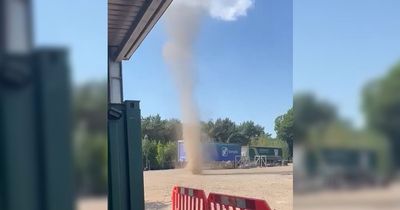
left=202, top=120, right=215, bottom=139
left=275, top=108, right=294, bottom=157
left=142, top=137, right=158, bottom=170
left=73, top=81, right=107, bottom=195
left=250, top=134, right=289, bottom=160
left=156, top=142, right=177, bottom=169
left=363, top=61, right=400, bottom=167
left=73, top=81, right=107, bottom=134
left=237, top=121, right=265, bottom=145
left=202, top=118, right=266, bottom=145
left=74, top=127, right=107, bottom=195
left=294, top=93, right=337, bottom=143
left=142, top=115, right=182, bottom=143
left=227, top=132, right=247, bottom=144
left=142, top=138, right=177, bottom=170
left=211, top=118, right=237, bottom=142
left=156, top=143, right=166, bottom=168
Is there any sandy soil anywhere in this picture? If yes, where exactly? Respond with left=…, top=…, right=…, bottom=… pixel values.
left=78, top=165, right=293, bottom=210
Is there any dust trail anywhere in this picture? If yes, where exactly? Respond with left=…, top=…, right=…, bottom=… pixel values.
left=163, top=0, right=254, bottom=174
left=163, top=3, right=203, bottom=174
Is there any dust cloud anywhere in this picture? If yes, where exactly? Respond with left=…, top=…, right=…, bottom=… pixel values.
left=162, top=0, right=254, bottom=174
left=163, top=3, right=203, bottom=174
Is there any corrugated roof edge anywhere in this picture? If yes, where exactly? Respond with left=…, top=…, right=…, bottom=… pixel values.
left=111, top=0, right=173, bottom=62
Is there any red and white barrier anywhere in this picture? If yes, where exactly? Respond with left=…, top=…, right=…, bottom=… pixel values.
left=171, top=186, right=271, bottom=210
left=171, top=186, right=208, bottom=210
left=207, top=193, right=271, bottom=210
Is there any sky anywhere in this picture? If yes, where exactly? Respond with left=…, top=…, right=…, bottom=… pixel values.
left=34, top=0, right=107, bottom=82
left=294, top=0, right=400, bottom=127
left=33, top=0, right=400, bottom=133
left=33, top=0, right=292, bottom=135
left=122, top=0, right=293, bottom=135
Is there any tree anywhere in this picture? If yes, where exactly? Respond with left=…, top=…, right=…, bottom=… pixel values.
left=294, top=93, right=337, bottom=143
left=211, top=118, right=237, bottom=142
left=162, top=142, right=177, bottom=168
left=141, top=115, right=182, bottom=143
left=73, top=81, right=107, bottom=195
left=156, top=143, right=166, bottom=169
left=142, top=138, right=158, bottom=170
left=165, top=118, right=182, bottom=140
left=73, top=81, right=107, bottom=134
left=363, top=61, right=400, bottom=167
left=155, top=142, right=177, bottom=169
left=202, top=120, right=215, bottom=140
left=74, top=131, right=107, bottom=195
left=237, top=121, right=265, bottom=145
left=227, top=132, right=247, bottom=145
left=141, top=115, right=166, bottom=142
left=202, top=119, right=266, bottom=145
left=275, top=108, right=294, bottom=158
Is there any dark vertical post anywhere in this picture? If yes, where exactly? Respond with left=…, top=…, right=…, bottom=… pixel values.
left=0, top=53, right=40, bottom=210
left=1, top=1, right=73, bottom=209
left=125, top=100, right=144, bottom=210
left=34, top=49, right=73, bottom=210
left=108, top=103, right=130, bottom=210
left=0, top=0, right=39, bottom=210
left=108, top=101, right=144, bottom=210
left=0, top=50, right=73, bottom=210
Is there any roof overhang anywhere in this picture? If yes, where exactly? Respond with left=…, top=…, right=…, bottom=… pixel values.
left=108, top=0, right=173, bottom=62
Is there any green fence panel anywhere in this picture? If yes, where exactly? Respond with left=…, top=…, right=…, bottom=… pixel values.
left=0, top=49, right=73, bottom=210
left=108, top=101, right=144, bottom=210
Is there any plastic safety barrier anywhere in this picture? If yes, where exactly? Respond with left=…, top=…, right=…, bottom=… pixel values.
left=171, top=186, right=208, bottom=210
left=207, top=193, right=271, bottom=210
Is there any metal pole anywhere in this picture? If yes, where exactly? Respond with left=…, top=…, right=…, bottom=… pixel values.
left=108, top=47, right=123, bottom=104
left=2, top=0, right=32, bottom=54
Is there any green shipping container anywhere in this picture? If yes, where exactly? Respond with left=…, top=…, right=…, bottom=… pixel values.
left=245, top=146, right=283, bottom=161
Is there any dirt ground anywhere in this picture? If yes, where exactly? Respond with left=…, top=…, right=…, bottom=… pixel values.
left=294, top=182, right=400, bottom=210
left=78, top=165, right=293, bottom=210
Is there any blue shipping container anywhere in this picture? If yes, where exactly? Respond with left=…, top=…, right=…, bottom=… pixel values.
left=177, top=141, right=241, bottom=162
left=204, top=143, right=241, bottom=161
